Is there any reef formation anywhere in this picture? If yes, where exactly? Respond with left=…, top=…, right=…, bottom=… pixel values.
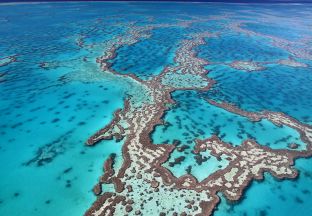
left=1, top=3, right=312, bottom=216
left=83, top=17, right=312, bottom=216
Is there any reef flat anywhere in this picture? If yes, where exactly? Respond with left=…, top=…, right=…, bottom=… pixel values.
left=1, top=2, right=312, bottom=216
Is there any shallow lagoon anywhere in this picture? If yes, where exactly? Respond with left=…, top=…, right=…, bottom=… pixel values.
left=152, top=91, right=305, bottom=181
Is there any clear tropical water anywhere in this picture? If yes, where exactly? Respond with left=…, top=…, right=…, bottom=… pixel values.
left=0, top=2, right=311, bottom=216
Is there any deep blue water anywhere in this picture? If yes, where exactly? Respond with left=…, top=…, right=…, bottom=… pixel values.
left=196, top=33, right=289, bottom=62
left=110, top=27, right=186, bottom=80
left=201, top=64, right=312, bottom=124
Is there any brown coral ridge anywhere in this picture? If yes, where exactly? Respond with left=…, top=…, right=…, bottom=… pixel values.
left=154, top=130, right=311, bottom=210
left=207, top=99, right=312, bottom=152
left=85, top=193, right=126, bottom=216
left=229, top=60, right=266, bottom=72
left=154, top=32, right=217, bottom=91
left=101, top=154, right=115, bottom=182
left=95, top=19, right=208, bottom=77
left=98, top=153, right=126, bottom=194
left=87, top=31, right=218, bottom=147
left=194, top=135, right=304, bottom=201
left=86, top=100, right=130, bottom=145
left=84, top=29, right=220, bottom=215
left=0, top=55, right=17, bottom=67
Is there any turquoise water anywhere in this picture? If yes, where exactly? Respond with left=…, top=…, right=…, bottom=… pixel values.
left=152, top=91, right=305, bottom=181
left=0, top=73, right=125, bottom=215
left=0, top=52, right=126, bottom=215
left=215, top=159, right=312, bottom=216
left=0, top=3, right=128, bottom=215
left=1, top=2, right=312, bottom=216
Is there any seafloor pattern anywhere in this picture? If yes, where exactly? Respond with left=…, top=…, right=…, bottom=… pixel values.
left=1, top=2, right=312, bottom=216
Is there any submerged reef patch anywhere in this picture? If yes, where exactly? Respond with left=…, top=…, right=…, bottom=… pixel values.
left=83, top=12, right=312, bottom=216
